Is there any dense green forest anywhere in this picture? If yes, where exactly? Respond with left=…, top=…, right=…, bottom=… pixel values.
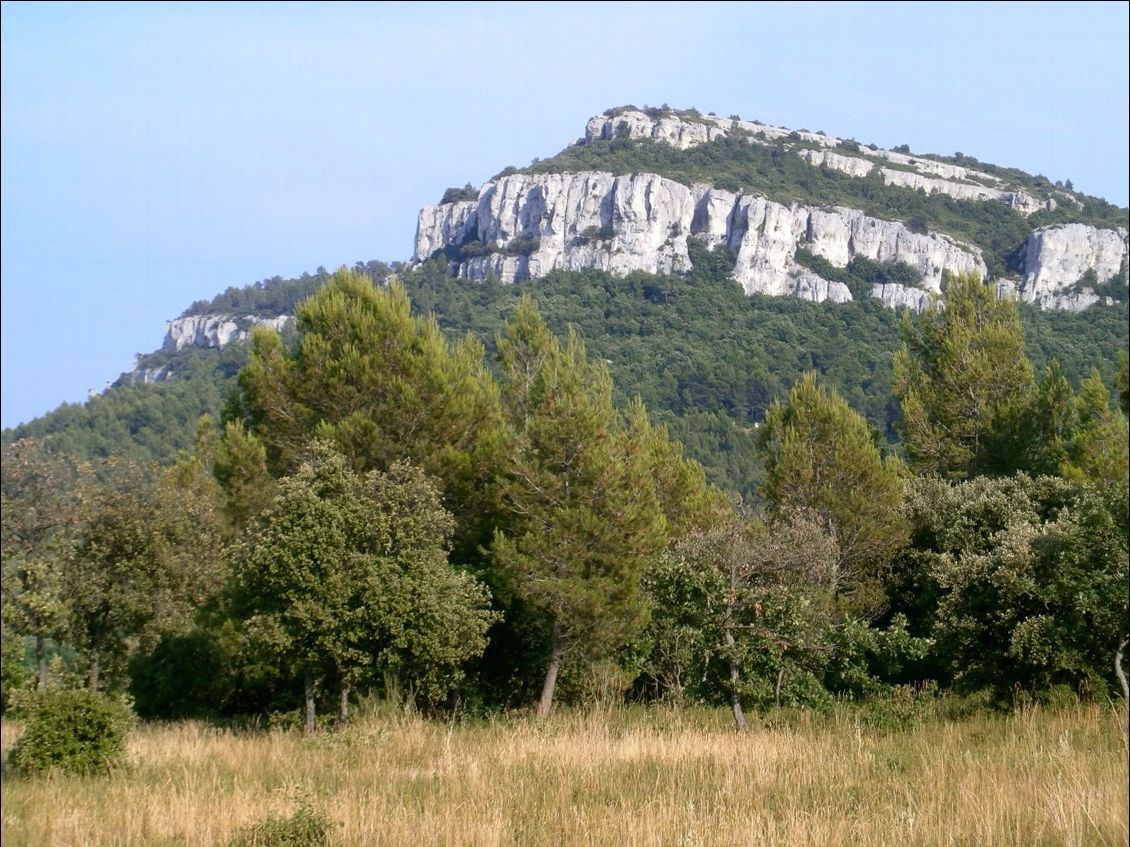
left=3, top=266, right=1127, bottom=732
left=7, top=257, right=1126, bottom=497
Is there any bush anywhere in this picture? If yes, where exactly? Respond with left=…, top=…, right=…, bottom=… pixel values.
left=440, top=183, right=479, bottom=204
left=1, top=632, right=32, bottom=714
left=507, top=234, right=541, bottom=256
left=228, top=807, right=335, bottom=847
left=9, top=688, right=132, bottom=775
left=129, top=630, right=231, bottom=719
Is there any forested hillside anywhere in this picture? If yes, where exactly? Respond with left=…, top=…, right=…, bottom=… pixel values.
left=4, top=267, right=1126, bottom=731
left=3, top=103, right=1127, bottom=732
left=6, top=258, right=1126, bottom=497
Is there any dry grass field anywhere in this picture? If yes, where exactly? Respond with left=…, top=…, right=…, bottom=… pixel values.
left=2, top=702, right=1127, bottom=846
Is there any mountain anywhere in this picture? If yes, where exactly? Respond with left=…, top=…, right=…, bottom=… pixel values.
left=415, top=107, right=1127, bottom=312
left=5, top=107, right=1127, bottom=492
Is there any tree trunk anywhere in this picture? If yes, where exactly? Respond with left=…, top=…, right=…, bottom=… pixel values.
left=775, top=665, right=786, bottom=708
left=89, top=648, right=101, bottom=691
left=304, top=672, right=317, bottom=735
left=724, top=627, right=748, bottom=732
left=1116, top=635, right=1129, bottom=701
left=35, top=632, right=48, bottom=689
left=339, top=680, right=351, bottom=723
left=537, top=620, right=565, bottom=719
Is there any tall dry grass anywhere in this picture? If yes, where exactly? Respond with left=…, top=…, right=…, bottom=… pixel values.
left=2, top=702, right=1127, bottom=846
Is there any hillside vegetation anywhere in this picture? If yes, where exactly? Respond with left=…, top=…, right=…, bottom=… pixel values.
left=6, top=259, right=1126, bottom=498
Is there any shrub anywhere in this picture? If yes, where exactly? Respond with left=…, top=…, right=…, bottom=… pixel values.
left=228, top=807, right=335, bottom=847
left=507, top=234, right=541, bottom=256
left=578, top=224, right=614, bottom=243
left=9, top=688, right=132, bottom=775
left=440, top=183, right=479, bottom=204
left=129, top=630, right=231, bottom=720
left=1, top=632, right=32, bottom=714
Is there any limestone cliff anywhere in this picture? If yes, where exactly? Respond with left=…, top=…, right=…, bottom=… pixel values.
left=1011, top=224, right=1129, bottom=310
left=163, top=314, right=292, bottom=351
left=586, top=109, right=1052, bottom=216
left=412, top=110, right=1126, bottom=313
left=415, top=171, right=985, bottom=307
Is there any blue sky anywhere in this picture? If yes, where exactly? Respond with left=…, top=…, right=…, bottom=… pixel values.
left=2, top=1, right=1128, bottom=428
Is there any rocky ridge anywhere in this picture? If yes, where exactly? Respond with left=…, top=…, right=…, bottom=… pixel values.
left=126, top=314, right=293, bottom=383
left=150, top=107, right=1130, bottom=366
left=410, top=109, right=1128, bottom=313
left=587, top=110, right=1052, bottom=215
left=162, top=314, right=292, bottom=351
left=415, top=171, right=986, bottom=310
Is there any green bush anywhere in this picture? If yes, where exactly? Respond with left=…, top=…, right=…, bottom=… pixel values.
left=440, top=183, right=479, bottom=204
left=9, top=688, right=132, bottom=775
left=855, top=684, right=937, bottom=731
left=129, top=630, right=232, bottom=720
left=507, top=234, right=541, bottom=256
left=227, top=807, right=334, bottom=847
left=1, top=632, right=32, bottom=714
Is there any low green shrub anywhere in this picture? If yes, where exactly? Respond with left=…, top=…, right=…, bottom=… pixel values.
left=227, top=807, right=334, bottom=847
left=9, top=688, right=132, bottom=775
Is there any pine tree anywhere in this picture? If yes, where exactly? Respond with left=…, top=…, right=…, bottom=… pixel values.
left=893, top=273, right=1035, bottom=479
left=1026, top=361, right=1077, bottom=476
left=759, top=371, right=907, bottom=616
left=213, top=420, right=276, bottom=533
left=490, top=298, right=666, bottom=717
left=1061, top=370, right=1129, bottom=487
left=230, top=267, right=507, bottom=561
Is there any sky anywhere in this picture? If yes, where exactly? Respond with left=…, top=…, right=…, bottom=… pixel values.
left=2, top=1, right=1128, bottom=429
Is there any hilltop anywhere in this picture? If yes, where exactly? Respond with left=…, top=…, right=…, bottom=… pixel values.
left=4, top=106, right=1127, bottom=490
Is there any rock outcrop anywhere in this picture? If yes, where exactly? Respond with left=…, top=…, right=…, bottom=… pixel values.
left=878, top=168, right=1046, bottom=215
left=799, top=149, right=875, bottom=178
left=1014, top=224, right=1129, bottom=310
left=410, top=110, right=1125, bottom=314
left=163, top=314, right=292, bottom=351
left=414, top=171, right=986, bottom=307
left=584, top=110, right=838, bottom=150
left=585, top=109, right=1049, bottom=216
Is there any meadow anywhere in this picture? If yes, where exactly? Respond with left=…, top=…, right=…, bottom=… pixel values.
left=2, top=702, right=1127, bottom=846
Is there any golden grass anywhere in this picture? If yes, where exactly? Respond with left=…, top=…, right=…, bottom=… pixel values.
left=2, top=703, right=1127, bottom=846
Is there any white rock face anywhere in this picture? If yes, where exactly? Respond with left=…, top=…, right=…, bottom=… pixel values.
left=583, top=110, right=1051, bottom=216
left=872, top=283, right=934, bottom=312
left=869, top=148, right=999, bottom=183
left=415, top=171, right=985, bottom=308
left=585, top=109, right=837, bottom=150
left=803, top=206, right=985, bottom=293
left=585, top=111, right=726, bottom=149
left=878, top=168, right=1045, bottom=215
left=414, top=200, right=478, bottom=260
left=1018, top=224, right=1129, bottom=310
left=417, top=171, right=697, bottom=280
left=800, top=149, right=875, bottom=178
left=130, top=365, right=172, bottom=384
left=163, top=314, right=292, bottom=351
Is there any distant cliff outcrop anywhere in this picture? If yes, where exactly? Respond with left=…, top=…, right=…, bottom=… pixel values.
left=585, top=109, right=1054, bottom=215
left=162, top=314, right=292, bottom=352
left=411, top=109, right=1127, bottom=313
left=415, top=171, right=986, bottom=310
